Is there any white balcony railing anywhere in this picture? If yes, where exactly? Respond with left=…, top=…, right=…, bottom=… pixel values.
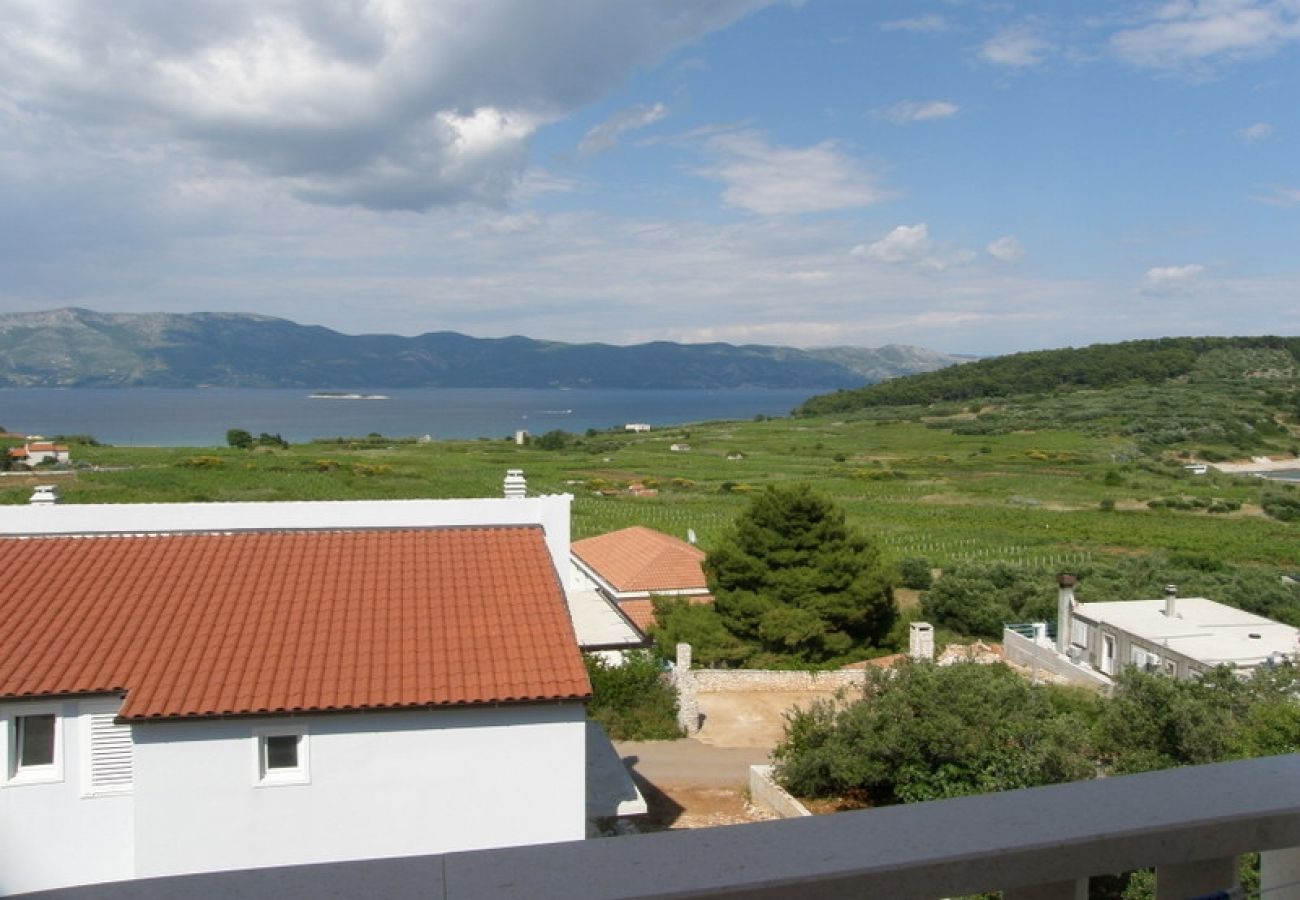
left=25, top=754, right=1300, bottom=900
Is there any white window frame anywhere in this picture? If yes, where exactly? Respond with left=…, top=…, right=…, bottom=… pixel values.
left=79, top=697, right=133, bottom=798
left=3, top=701, right=64, bottom=786
left=1070, top=619, right=1090, bottom=649
left=252, top=725, right=310, bottom=787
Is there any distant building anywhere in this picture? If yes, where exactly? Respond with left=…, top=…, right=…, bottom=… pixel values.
left=7, top=440, right=70, bottom=467
left=670, top=443, right=690, bottom=452
left=624, top=423, right=651, bottom=433
left=571, top=526, right=713, bottom=635
left=1057, top=577, right=1300, bottom=680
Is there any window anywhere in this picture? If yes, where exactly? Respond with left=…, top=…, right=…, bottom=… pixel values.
left=1070, top=619, right=1090, bottom=648
left=254, top=728, right=309, bottom=785
left=264, top=735, right=299, bottom=771
left=3, top=704, right=63, bottom=785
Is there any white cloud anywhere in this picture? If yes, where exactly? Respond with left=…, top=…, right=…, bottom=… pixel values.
left=852, top=224, right=976, bottom=270
left=579, top=102, right=669, bottom=155
left=1111, top=1, right=1300, bottom=72
left=880, top=14, right=950, bottom=33
left=987, top=235, right=1026, bottom=263
left=1143, top=264, right=1205, bottom=289
left=979, top=25, right=1054, bottom=68
left=0, top=0, right=776, bottom=211
left=884, top=100, right=960, bottom=123
left=856, top=224, right=932, bottom=263
left=1257, top=186, right=1300, bottom=206
left=1238, top=121, right=1274, bottom=142
left=700, top=131, right=889, bottom=215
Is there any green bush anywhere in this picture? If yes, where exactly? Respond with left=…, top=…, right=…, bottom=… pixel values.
left=897, top=556, right=933, bottom=590
left=584, top=651, right=682, bottom=741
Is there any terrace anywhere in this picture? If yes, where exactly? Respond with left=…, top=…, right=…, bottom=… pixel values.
left=28, top=754, right=1300, bottom=899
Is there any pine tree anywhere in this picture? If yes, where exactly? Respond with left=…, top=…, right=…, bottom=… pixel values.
left=706, top=483, right=896, bottom=662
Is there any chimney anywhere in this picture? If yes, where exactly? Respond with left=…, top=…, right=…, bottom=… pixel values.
left=1164, top=584, right=1178, bottom=618
left=908, top=622, right=935, bottom=662
left=29, top=484, right=59, bottom=506
left=503, top=469, right=526, bottom=499
left=1056, top=573, right=1077, bottom=654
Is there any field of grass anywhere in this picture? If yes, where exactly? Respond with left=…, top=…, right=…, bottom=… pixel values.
left=4, top=412, right=1297, bottom=571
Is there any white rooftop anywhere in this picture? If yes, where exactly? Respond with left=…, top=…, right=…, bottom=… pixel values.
left=565, top=587, right=645, bottom=650
left=1076, top=596, right=1300, bottom=668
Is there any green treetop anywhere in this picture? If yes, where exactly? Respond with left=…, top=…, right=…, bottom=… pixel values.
left=706, top=483, right=896, bottom=663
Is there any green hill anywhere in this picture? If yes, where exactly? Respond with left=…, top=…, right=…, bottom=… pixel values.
left=798, top=337, right=1300, bottom=459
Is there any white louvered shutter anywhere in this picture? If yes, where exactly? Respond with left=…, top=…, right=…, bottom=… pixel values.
left=87, top=713, right=133, bottom=792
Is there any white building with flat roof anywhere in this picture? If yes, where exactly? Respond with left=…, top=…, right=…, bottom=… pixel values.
left=1058, top=578, right=1300, bottom=680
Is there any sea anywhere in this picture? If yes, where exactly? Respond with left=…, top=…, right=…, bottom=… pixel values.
left=0, top=387, right=817, bottom=447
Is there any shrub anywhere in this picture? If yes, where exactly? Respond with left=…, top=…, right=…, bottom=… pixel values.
left=180, top=456, right=224, bottom=469
left=583, top=651, right=682, bottom=741
left=897, top=557, right=934, bottom=590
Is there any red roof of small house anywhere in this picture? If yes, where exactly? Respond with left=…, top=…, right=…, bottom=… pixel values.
left=0, top=527, right=590, bottom=720
left=7, top=447, right=28, bottom=458
left=618, top=595, right=713, bottom=633
left=572, top=526, right=708, bottom=593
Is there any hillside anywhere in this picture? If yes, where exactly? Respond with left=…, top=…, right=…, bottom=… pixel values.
left=0, top=308, right=967, bottom=390
left=797, top=337, right=1300, bottom=459
left=798, top=336, right=1300, bottom=413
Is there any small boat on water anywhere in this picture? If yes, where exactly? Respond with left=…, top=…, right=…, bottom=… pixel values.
left=309, top=392, right=390, bottom=400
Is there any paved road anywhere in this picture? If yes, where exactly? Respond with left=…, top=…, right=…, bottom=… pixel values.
left=615, top=739, right=771, bottom=788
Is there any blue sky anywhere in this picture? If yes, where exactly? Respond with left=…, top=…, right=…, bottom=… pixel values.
left=1, top=1, right=1298, bottom=355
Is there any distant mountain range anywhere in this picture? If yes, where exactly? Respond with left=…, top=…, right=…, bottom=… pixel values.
left=0, top=308, right=971, bottom=390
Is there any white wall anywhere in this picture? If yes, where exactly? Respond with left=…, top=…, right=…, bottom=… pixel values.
left=0, top=698, right=135, bottom=896
left=131, top=703, right=587, bottom=879
left=0, top=494, right=574, bottom=581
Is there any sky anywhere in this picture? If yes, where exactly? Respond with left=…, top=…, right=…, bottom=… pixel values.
left=2, top=1, right=1299, bottom=356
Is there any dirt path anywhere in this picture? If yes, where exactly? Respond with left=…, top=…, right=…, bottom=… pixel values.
left=695, top=690, right=841, bottom=748
left=614, top=739, right=775, bottom=830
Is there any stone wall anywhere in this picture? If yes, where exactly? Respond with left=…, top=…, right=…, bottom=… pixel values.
left=690, top=669, right=866, bottom=693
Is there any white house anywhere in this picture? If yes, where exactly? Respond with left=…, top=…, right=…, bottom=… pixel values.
left=1055, top=576, right=1300, bottom=680
left=7, top=439, right=70, bottom=467
left=0, top=485, right=636, bottom=895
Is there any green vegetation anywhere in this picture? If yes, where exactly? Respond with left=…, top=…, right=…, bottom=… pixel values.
left=693, top=484, right=896, bottom=665
left=774, top=661, right=1300, bottom=803
left=583, top=651, right=682, bottom=741
left=797, top=336, right=1299, bottom=415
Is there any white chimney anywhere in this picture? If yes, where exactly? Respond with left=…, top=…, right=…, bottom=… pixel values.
left=503, top=469, right=527, bottom=499
left=1056, top=573, right=1077, bottom=654
left=29, top=484, right=59, bottom=506
left=1164, top=584, right=1178, bottom=618
left=909, top=622, right=935, bottom=662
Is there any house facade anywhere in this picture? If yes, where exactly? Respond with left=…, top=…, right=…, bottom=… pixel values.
left=0, top=491, right=594, bottom=895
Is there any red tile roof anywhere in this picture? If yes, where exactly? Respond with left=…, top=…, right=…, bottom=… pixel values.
left=618, top=595, right=713, bottom=633
left=572, top=526, right=708, bottom=593
left=0, top=527, right=590, bottom=720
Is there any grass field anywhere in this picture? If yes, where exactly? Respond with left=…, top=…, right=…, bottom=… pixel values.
left=4, top=412, right=1296, bottom=571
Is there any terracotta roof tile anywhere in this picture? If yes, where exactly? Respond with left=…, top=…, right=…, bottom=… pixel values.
left=572, top=526, right=708, bottom=593
left=0, top=527, right=590, bottom=719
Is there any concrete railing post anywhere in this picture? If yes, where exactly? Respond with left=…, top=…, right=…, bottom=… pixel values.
left=1156, top=856, right=1239, bottom=899
left=1261, top=847, right=1300, bottom=898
